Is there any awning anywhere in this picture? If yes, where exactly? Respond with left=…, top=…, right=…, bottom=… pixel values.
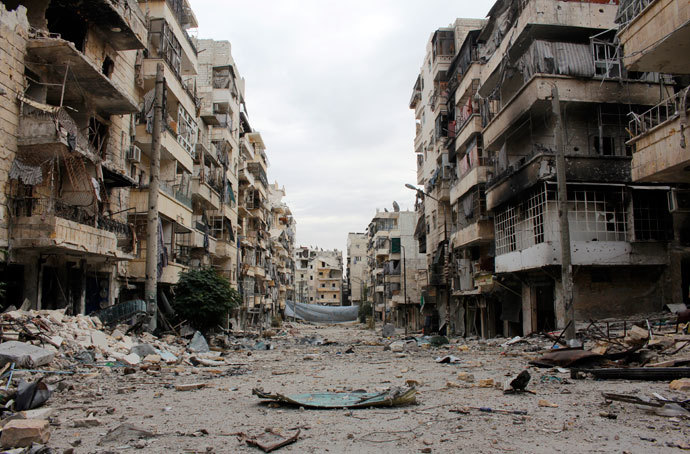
left=102, top=165, right=137, bottom=188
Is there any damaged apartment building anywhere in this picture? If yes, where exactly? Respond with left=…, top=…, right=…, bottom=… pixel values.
left=0, top=0, right=296, bottom=324
left=294, top=247, right=343, bottom=306
left=1, top=0, right=147, bottom=313
left=364, top=207, right=426, bottom=331
left=411, top=0, right=684, bottom=338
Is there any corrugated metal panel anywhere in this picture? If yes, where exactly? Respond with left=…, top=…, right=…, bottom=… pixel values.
left=516, top=40, right=595, bottom=82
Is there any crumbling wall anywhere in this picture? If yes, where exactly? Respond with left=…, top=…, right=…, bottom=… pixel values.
left=0, top=4, right=29, bottom=251
left=573, top=266, right=666, bottom=319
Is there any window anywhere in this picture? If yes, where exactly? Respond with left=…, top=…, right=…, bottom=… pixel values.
left=593, top=42, right=621, bottom=79
left=177, top=105, right=197, bottom=155
left=310, top=297, right=314, bottom=301
left=309, top=276, right=313, bottom=280
left=593, top=137, right=615, bottom=156
left=321, top=295, right=324, bottom=299
left=322, top=261, right=326, bottom=267
left=319, top=272, right=323, bottom=277
left=331, top=283, right=336, bottom=288
left=320, top=283, right=325, bottom=288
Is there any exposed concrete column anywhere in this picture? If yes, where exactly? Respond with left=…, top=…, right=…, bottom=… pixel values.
left=78, top=259, right=86, bottom=315
left=23, top=259, right=39, bottom=310
left=553, top=278, right=566, bottom=328
left=521, top=283, right=534, bottom=335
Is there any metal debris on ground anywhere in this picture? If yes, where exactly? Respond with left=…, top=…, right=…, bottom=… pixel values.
left=435, top=355, right=462, bottom=364
left=252, top=386, right=417, bottom=409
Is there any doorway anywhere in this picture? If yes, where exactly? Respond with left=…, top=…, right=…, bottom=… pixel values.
left=535, top=284, right=555, bottom=333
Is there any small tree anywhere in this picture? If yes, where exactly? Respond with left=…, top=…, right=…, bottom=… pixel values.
left=172, top=268, right=241, bottom=333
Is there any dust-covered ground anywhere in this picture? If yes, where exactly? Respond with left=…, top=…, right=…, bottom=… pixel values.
left=46, top=322, right=689, bottom=453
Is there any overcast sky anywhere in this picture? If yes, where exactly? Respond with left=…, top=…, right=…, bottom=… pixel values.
left=190, top=0, right=494, bottom=253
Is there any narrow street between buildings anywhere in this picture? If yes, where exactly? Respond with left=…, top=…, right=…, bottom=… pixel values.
left=2, top=309, right=687, bottom=453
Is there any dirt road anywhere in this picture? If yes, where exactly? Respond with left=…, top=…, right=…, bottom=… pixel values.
left=48, top=323, right=688, bottom=453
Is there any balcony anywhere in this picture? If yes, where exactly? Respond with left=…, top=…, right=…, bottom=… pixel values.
left=64, top=0, right=147, bottom=50
left=629, top=88, right=690, bottom=182
left=617, top=0, right=690, bottom=74
left=450, top=165, right=491, bottom=204
left=215, top=239, right=236, bottom=258
left=482, top=75, right=661, bottom=152
left=143, top=3, right=197, bottom=74
left=10, top=198, right=127, bottom=259
left=25, top=35, right=138, bottom=115
left=128, top=259, right=187, bottom=284
left=135, top=123, right=193, bottom=173
left=129, top=186, right=192, bottom=228
left=191, top=178, right=221, bottom=210
left=479, top=0, right=620, bottom=90
left=141, top=59, right=198, bottom=122
left=190, top=228, right=217, bottom=255
left=451, top=219, right=494, bottom=249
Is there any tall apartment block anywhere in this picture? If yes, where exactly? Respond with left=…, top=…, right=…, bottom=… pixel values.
left=617, top=0, right=690, bottom=307
left=411, top=0, right=680, bottom=337
left=267, top=182, right=296, bottom=313
left=2, top=0, right=146, bottom=313
left=293, top=247, right=343, bottom=306
left=346, top=232, right=369, bottom=306
left=365, top=209, right=426, bottom=331
left=0, top=0, right=296, bottom=327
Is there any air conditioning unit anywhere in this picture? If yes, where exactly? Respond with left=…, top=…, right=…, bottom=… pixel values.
left=127, top=145, right=142, bottom=163
left=668, top=189, right=690, bottom=213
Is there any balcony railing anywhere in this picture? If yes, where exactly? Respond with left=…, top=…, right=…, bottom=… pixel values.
left=628, top=87, right=689, bottom=140
left=617, top=0, right=656, bottom=27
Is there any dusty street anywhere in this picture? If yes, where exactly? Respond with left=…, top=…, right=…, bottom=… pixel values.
left=38, top=322, right=689, bottom=454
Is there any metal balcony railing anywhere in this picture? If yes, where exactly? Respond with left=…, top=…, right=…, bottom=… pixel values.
left=628, top=87, right=689, bottom=140
left=617, top=0, right=657, bottom=27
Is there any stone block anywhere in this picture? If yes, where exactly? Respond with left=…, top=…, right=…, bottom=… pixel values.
left=0, top=341, right=54, bottom=368
left=0, top=419, right=50, bottom=448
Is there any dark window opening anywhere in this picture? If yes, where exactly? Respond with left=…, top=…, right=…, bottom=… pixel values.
left=102, top=56, right=115, bottom=78
left=593, top=136, right=615, bottom=156
left=88, top=117, right=109, bottom=159
left=46, top=4, right=88, bottom=51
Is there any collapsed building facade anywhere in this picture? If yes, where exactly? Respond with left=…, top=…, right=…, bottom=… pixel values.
left=293, top=247, right=343, bottom=306
left=411, top=0, right=684, bottom=337
left=0, top=0, right=296, bottom=325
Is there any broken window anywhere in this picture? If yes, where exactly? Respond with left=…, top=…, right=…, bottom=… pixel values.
left=633, top=190, right=672, bottom=241
left=593, top=136, right=615, bottom=156
left=177, top=105, right=197, bottom=155
left=102, top=56, right=115, bottom=78
left=149, top=19, right=182, bottom=76
left=568, top=188, right=627, bottom=242
left=592, top=42, right=621, bottom=79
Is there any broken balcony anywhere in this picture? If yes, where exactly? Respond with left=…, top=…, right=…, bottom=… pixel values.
left=25, top=34, right=138, bottom=115
left=451, top=186, right=493, bottom=249
left=10, top=197, right=130, bottom=259
left=617, top=0, right=690, bottom=74
left=628, top=87, right=690, bottom=182
left=51, top=0, right=147, bottom=50
left=481, top=75, right=661, bottom=153
left=17, top=100, right=98, bottom=162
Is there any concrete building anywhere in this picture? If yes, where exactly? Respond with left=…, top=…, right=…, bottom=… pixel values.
left=293, top=247, right=343, bottom=305
left=195, top=39, right=243, bottom=289
left=411, top=19, right=486, bottom=335
left=346, top=233, right=368, bottom=306
left=617, top=0, right=690, bottom=307
left=3, top=0, right=146, bottom=312
left=0, top=1, right=295, bottom=326
left=365, top=208, right=426, bottom=331
left=411, top=0, right=679, bottom=337
left=267, top=182, right=296, bottom=313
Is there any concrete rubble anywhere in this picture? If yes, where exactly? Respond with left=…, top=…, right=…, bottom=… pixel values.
left=0, top=309, right=682, bottom=451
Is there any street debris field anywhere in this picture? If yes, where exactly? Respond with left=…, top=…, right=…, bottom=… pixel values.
left=0, top=310, right=689, bottom=453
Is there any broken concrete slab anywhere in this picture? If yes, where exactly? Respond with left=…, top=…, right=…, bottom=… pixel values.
left=0, top=419, right=50, bottom=448
left=239, top=429, right=300, bottom=452
left=381, top=323, right=395, bottom=338
left=98, top=424, right=155, bottom=446
left=188, top=331, right=210, bottom=353
left=0, top=342, right=55, bottom=368
left=131, top=344, right=157, bottom=358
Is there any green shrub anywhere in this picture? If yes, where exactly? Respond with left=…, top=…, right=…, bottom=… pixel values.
left=172, top=268, right=240, bottom=333
left=358, top=301, right=372, bottom=323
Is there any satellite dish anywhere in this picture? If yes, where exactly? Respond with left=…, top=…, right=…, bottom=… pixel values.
left=392, top=201, right=400, bottom=212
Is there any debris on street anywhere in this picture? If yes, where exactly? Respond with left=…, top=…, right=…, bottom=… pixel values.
left=252, top=385, right=417, bottom=408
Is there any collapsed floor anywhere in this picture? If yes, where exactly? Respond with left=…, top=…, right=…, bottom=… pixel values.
left=0, top=312, right=688, bottom=453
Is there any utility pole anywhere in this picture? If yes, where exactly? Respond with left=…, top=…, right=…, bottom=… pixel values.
left=402, top=245, right=408, bottom=336
left=551, top=86, right=575, bottom=341
left=145, top=63, right=164, bottom=332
